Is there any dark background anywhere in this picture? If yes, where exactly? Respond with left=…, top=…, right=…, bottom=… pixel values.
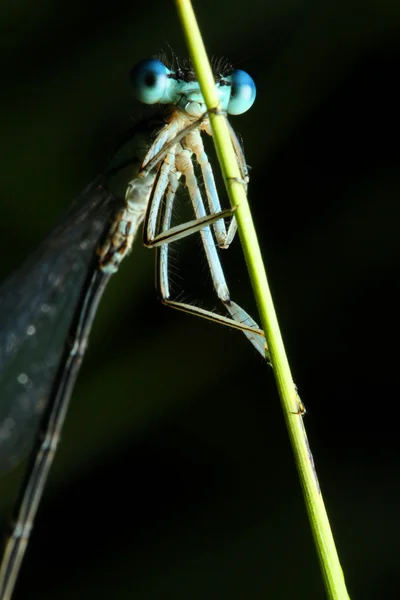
left=0, top=0, right=399, bottom=598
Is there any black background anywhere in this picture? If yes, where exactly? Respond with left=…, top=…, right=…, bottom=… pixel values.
left=0, top=0, right=399, bottom=598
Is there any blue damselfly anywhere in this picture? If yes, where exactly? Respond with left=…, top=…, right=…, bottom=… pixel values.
left=0, top=56, right=263, bottom=599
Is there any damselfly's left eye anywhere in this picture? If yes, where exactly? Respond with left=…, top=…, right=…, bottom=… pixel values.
left=129, top=59, right=169, bottom=104
left=227, top=70, right=256, bottom=115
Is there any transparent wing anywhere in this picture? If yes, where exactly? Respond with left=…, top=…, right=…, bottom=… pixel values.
left=0, top=179, right=117, bottom=473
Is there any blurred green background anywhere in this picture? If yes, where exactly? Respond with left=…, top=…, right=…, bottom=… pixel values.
left=0, top=0, right=399, bottom=598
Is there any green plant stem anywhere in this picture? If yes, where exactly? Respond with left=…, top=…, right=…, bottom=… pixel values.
left=174, top=1, right=351, bottom=598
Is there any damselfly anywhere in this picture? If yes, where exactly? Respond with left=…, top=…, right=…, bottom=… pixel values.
left=0, top=56, right=264, bottom=599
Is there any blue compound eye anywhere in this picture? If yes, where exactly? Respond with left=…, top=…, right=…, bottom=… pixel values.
left=227, top=70, right=256, bottom=115
left=129, top=59, right=169, bottom=104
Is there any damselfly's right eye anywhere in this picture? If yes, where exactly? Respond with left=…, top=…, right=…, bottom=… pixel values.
left=129, top=59, right=169, bottom=104
left=227, top=69, right=256, bottom=115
